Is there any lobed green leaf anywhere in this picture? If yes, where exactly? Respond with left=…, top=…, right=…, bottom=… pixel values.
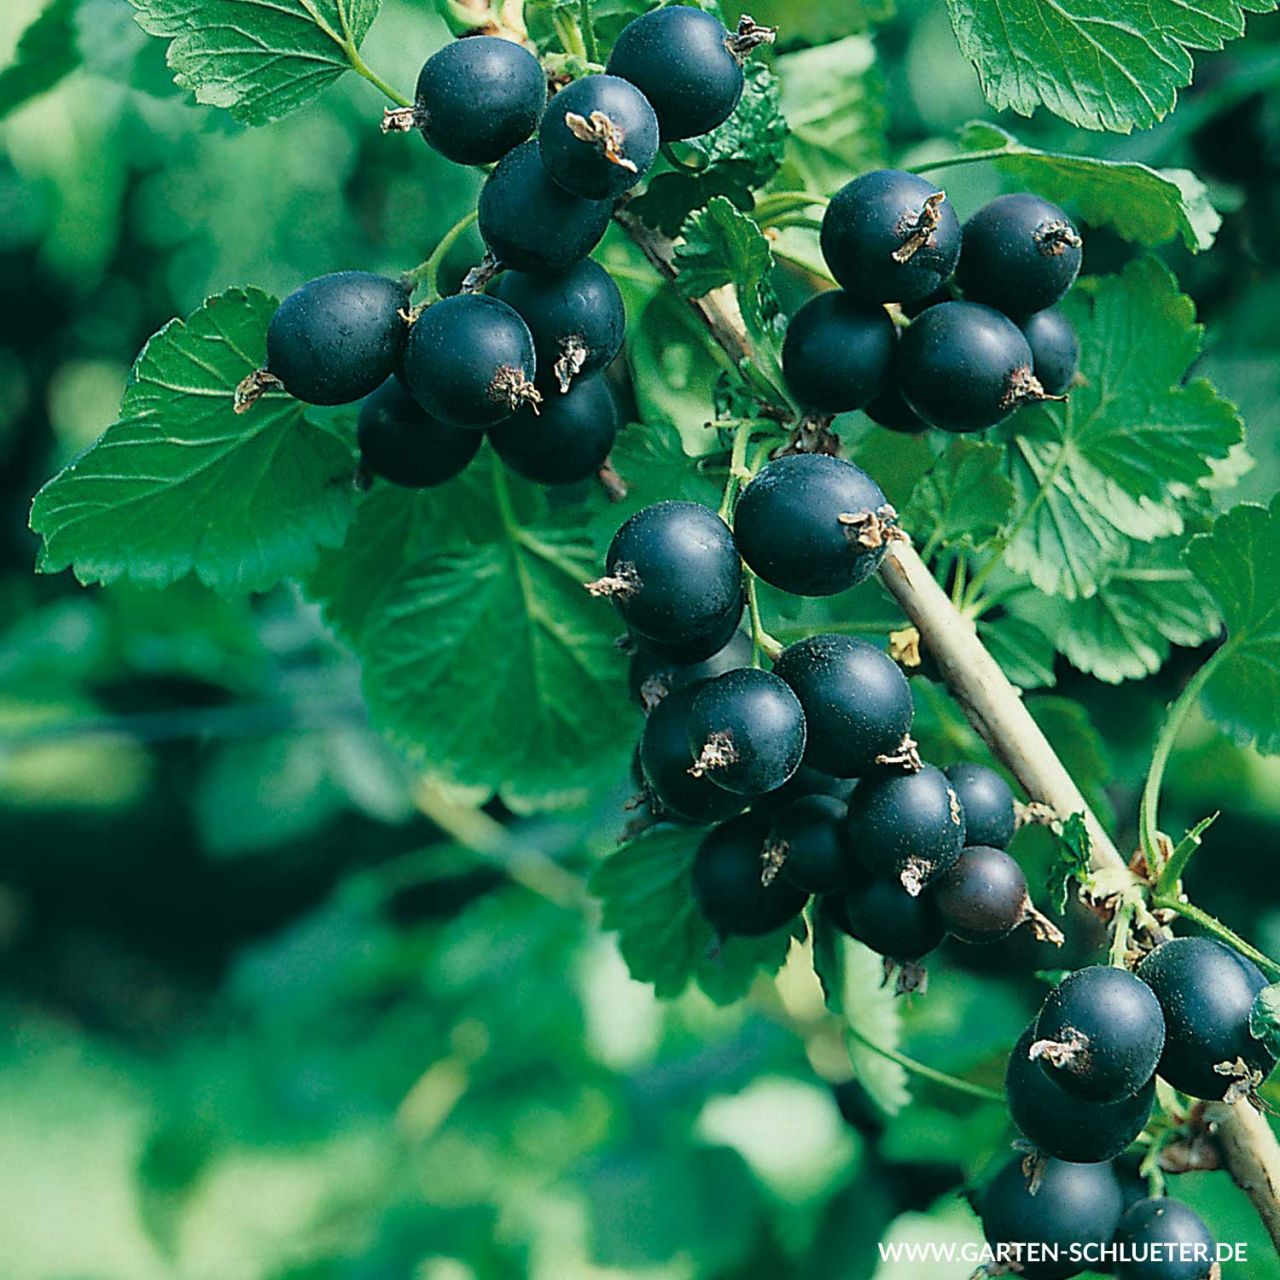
left=903, top=438, right=1013, bottom=553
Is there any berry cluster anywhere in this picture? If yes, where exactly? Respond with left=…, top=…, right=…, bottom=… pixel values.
left=783, top=172, right=1083, bottom=434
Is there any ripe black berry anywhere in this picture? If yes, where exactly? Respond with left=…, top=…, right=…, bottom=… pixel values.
left=492, top=259, right=625, bottom=393
left=539, top=74, right=659, bottom=200
left=693, top=811, right=808, bottom=938
left=639, top=684, right=746, bottom=825
left=862, top=379, right=929, bottom=434
left=478, top=141, right=613, bottom=275
left=1032, top=966, right=1165, bottom=1103
left=981, top=1156, right=1125, bottom=1280
left=847, top=764, right=965, bottom=895
left=781, top=291, right=895, bottom=414
left=411, top=36, right=546, bottom=165
left=629, top=601, right=746, bottom=666
left=820, top=170, right=962, bottom=305
left=687, top=668, right=807, bottom=796
left=356, top=377, right=481, bottom=488
left=933, top=845, right=1035, bottom=943
left=732, top=454, right=892, bottom=597
left=1137, top=936, right=1276, bottom=1100
left=765, top=794, right=850, bottom=894
left=595, top=501, right=743, bottom=658
left=773, top=634, right=913, bottom=777
left=606, top=7, right=746, bottom=141
left=1007, top=1026, right=1155, bottom=1164
left=897, top=301, right=1047, bottom=433
left=830, top=868, right=945, bottom=963
left=489, top=373, right=618, bottom=485
left=265, top=272, right=409, bottom=406
left=1021, top=306, right=1080, bottom=397
left=943, top=762, right=1016, bottom=849
left=1113, top=1197, right=1217, bottom=1280
left=401, top=294, right=538, bottom=429
left=756, top=765, right=858, bottom=814
left=629, top=628, right=752, bottom=710
left=956, top=193, right=1083, bottom=317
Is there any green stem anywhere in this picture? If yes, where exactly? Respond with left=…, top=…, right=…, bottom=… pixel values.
left=552, top=11, right=587, bottom=58
left=717, top=421, right=753, bottom=521
left=745, top=572, right=780, bottom=666
left=346, top=44, right=412, bottom=107
left=844, top=1023, right=1005, bottom=1104
left=578, top=0, right=599, bottom=64
left=1150, top=897, right=1280, bottom=980
left=403, top=208, right=481, bottom=300
left=1109, top=898, right=1135, bottom=968
left=907, top=149, right=1012, bottom=175
left=753, top=191, right=830, bottom=223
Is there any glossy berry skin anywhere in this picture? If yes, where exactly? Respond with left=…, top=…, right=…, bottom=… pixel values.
left=1114, top=1198, right=1217, bottom=1280
left=629, top=628, right=751, bottom=709
left=863, top=380, right=929, bottom=434
left=820, top=170, right=962, bottom=306
left=897, top=301, right=1037, bottom=433
left=539, top=74, right=659, bottom=200
left=943, top=762, right=1016, bottom=849
left=602, top=501, right=743, bottom=657
left=832, top=870, right=945, bottom=962
left=414, top=37, right=546, bottom=165
left=847, top=765, right=965, bottom=894
left=756, top=766, right=857, bottom=814
left=693, top=811, right=809, bottom=938
left=687, top=668, right=807, bottom=796
left=1137, top=937, right=1276, bottom=1100
left=492, top=260, right=625, bottom=391
left=1034, top=966, right=1165, bottom=1103
left=639, top=684, right=745, bottom=825
left=489, top=373, right=618, bottom=485
left=266, top=272, right=409, bottom=406
left=981, top=1156, right=1124, bottom=1280
left=957, top=193, right=1082, bottom=317
left=401, top=294, right=536, bottom=430
left=606, top=7, right=743, bottom=141
left=1022, top=306, right=1079, bottom=397
left=773, top=634, right=912, bottom=777
left=478, top=142, right=613, bottom=275
left=630, top=599, right=746, bottom=666
left=1007, top=1026, right=1154, bottom=1164
left=356, top=377, right=481, bottom=489
left=767, top=795, right=850, bottom=894
left=932, top=844, right=1030, bottom=943
left=732, top=454, right=890, bottom=597
left=781, top=292, right=895, bottom=413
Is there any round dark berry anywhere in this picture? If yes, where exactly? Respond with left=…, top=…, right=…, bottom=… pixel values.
left=413, top=36, right=546, bottom=165
left=847, top=764, right=965, bottom=894
left=1021, top=307, right=1079, bottom=397
left=401, top=293, right=537, bottom=429
left=628, top=599, right=746, bottom=665
left=755, top=765, right=858, bottom=815
left=1114, top=1197, right=1217, bottom=1280
left=781, top=291, right=895, bottom=414
left=478, top=141, right=613, bottom=275
left=933, top=844, right=1032, bottom=943
left=773, top=634, right=913, bottom=777
left=598, top=501, right=744, bottom=656
left=863, top=377, right=930, bottom=434
left=492, top=259, right=625, bottom=393
left=1033, top=966, right=1165, bottom=1103
left=266, top=272, right=409, bottom=406
left=820, top=170, right=962, bottom=306
left=539, top=73, right=659, bottom=200
left=956, top=193, right=1083, bottom=317
left=943, top=762, right=1016, bottom=849
left=732, top=453, right=891, bottom=597
left=489, top=372, right=618, bottom=485
left=897, top=301, right=1044, bottom=433
left=1007, top=1025, right=1154, bottom=1164
left=831, top=869, right=945, bottom=962
left=1137, top=937, right=1275, bottom=1100
left=693, top=811, right=809, bottom=938
left=357, top=377, right=481, bottom=488
left=981, top=1156, right=1124, bottom=1280
left=766, top=794, right=850, bottom=894
left=639, top=684, right=746, bottom=825
left=687, top=668, right=807, bottom=796
left=629, top=628, right=752, bottom=710
left=606, top=7, right=743, bottom=141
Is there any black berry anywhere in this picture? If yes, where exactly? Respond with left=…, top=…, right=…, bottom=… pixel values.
left=943, top=762, right=1016, bottom=849
left=732, top=453, right=892, bottom=597
left=639, top=684, right=746, bottom=825
left=781, top=291, right=895, bottom=414
left=1022, top=306, right=1080, bottom=397
left=956, top=193, right=1083, bottom=317
left=693, top=811, right=808, bottom=938
left=629, top=628, right=752, bottom=710
left=756, top=765, right=858, bottom=814
left=932, top=844, right=1033, bottom=943
left=831, top=869, right=945, bottom=963
left=356, top=377, right=481, bottom=488
left=687, top=668, right=807, bottom=796
left=820, top=170, right=962, bottom=305
left=628, top=601, right=746, bottom=666
left=489, top=373, right=618, bottom=486
left=1113, top=1197, right=1218, bottom=1280
left=765, top=794, right=851, bottom=894
left=266, top=272, right=409, bottom=406
left=862, top=378, right=929, bottom=434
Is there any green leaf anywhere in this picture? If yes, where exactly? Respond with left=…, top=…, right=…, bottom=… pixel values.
left=1185, top=495, right=1280, bottom=754
left=954, top=122, right=1220, bottom=252
left=1250, top=984, right=1280, bottom=1060
left=977, top=614, right=1057, bottom=691
left=946, top=0, right=1279, bottom=134
left=1028, top=697, right=1114, bottom=832
left=130, top=0, right=380, bottom=125
left=30, top=289, right=356, bottom=595
left=902, top=439, right=1013, bottom=553
left=1002, top=257, right=1243, bottom=600
left=0, top=0, right=80, bottom=121
left=1046, top=811, right=1093, bottom=915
